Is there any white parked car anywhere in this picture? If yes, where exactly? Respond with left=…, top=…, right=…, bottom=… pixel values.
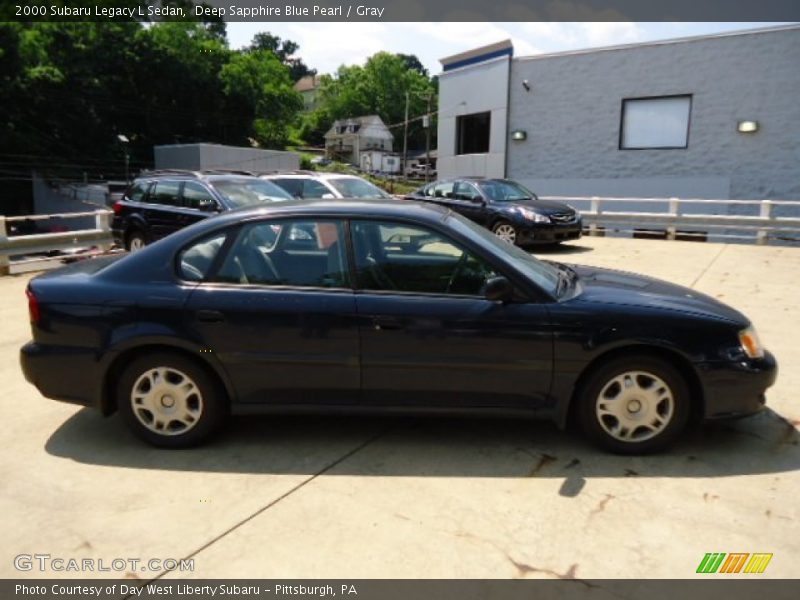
left=260, top=172, right=394, bottom=200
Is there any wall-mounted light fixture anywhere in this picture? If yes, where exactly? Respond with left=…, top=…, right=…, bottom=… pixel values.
left=511, top=130, right=527, bottom=141
left=522, top=80, right=531, bottom=92
left=737, top=120, right=759, bottom=133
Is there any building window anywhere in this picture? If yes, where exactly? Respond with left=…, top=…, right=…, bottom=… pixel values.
left=456, top=111, right=491, bottom=155
left=620, top=95, right=692, bottom=149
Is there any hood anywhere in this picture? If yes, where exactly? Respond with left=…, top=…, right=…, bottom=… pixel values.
left=569, top=264, right=747, bottom=325
left=502, top=198, right=576, bottom=216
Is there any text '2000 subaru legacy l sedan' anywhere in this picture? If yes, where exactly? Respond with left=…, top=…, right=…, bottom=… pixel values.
left=21, top=200, right=776, bottom=453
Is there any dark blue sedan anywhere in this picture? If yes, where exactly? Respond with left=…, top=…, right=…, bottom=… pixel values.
left=20, top=200, right=776, bottom=453
left=406, top=178, right=582, bottom=246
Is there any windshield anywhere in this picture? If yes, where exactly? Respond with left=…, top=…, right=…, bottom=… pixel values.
left=328, top=177, right=391, bottom=199
left=211, top=178, right=293, bottom=208
left=445, top=212, right=561, bottom=296
left=478, top=180, right=537, bottom=202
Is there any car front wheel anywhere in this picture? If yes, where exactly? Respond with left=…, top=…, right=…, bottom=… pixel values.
left=576, top=356, right=690, bottom=454
left=117, top=353, right=226, bottom=448
left=492, top=220, right=518, bottom=245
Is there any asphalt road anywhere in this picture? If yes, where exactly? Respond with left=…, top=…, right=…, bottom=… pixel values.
left=1, top=236, right=798, bottom=580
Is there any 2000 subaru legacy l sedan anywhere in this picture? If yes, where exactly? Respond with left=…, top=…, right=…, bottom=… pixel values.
left=20, top=200, right=777, bottom=453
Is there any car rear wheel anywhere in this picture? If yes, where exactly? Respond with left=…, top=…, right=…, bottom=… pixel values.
left=126, top=230, right=147, bottom=252
left=576, top=356, right=690, bottom=454
left=117, top=353, right=226, bottom=448
left=492, top=221, right=518, bottom=245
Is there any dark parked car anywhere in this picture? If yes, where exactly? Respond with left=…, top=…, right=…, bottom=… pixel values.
left=111, top=170, right=293, bottom=251
left=406, top=178, right=582, bottom=246
left=21, top=200, right=776, bottom=453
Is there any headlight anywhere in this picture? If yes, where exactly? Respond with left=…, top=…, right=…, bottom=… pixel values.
left=739, top=326, right=765, bottom=359
left=516, top=207, right=550, bottom=223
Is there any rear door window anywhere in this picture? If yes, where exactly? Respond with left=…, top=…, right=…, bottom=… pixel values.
left=151, top=181, right=181, bottom=206
left=178, top=232, right=227, bottom=281
left=432, top=182, right=454, bottom=199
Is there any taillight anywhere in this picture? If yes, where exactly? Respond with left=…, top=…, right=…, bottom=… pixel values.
left=26, top=287, right=40, bottom=324
left=112, top=201, right=123, bottom=215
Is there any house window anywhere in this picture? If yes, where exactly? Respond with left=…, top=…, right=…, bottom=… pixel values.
left=620, top=95, right=692, bottom=149
left=456, top=111, right=491, bottom=155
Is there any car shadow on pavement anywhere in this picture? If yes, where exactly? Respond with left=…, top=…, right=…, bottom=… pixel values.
left=45, top=407, right=799, bottom=485
left=530, top=243, right=593, bottom=256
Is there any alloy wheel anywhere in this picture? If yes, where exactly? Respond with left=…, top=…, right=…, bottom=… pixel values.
left=493, top=223, right=517, bottom=244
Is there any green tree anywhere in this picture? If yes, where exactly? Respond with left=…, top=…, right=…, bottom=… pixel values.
left=248, top=32, right=315, bottom=82
left=220, top=50, right=303, bottom=148
left=0, top=20, right=305, bottom=192
left=305, top=52, right=436, bottom=150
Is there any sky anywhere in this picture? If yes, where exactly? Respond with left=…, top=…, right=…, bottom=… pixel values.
left=225, top=22, right=791, bottom=75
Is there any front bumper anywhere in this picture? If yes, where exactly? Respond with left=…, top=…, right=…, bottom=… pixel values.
left=699, top=350, right=778, bottom=420
left=21, top=341, right=102, bottom=409
left=516, top=221, right=583, bottom=245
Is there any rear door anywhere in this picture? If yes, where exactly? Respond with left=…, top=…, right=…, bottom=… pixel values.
left=184, top=217, right=360, bottom=405
left=144, top=180, right=184, bottom=240
left=451, top=181, right=487, bottom=224
left=351, top=219, right=553, bottom=408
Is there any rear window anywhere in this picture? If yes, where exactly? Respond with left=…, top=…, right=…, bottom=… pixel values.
left=125, top=182, right=149, bottom=202
left=271, top=178, right=303, bottom=198
left=327, top=177, right=390, bottom=199
left=211, top=178, right=293, bottom=208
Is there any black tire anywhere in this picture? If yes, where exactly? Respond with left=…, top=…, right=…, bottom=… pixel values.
left=126, top=229, right=147, bottom=252
left=576, top=355, right=691, bottom=454
left=117, top=352, right=227, bottom=448
left=491, top=220, right=519, bottom=245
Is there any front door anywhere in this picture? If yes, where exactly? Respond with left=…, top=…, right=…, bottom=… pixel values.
left=184, top=218, right=360, bottom=405
left=350, top=219, right=553, bottom=408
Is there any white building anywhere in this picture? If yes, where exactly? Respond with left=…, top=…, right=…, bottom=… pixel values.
left=437, top=26, right=800, bottom=200
left=324, top=115, right=394, bottom=165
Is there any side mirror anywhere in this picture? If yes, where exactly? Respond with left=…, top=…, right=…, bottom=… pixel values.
left=484, top=276, right=513, bottom=302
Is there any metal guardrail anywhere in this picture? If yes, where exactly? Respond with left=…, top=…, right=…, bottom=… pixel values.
left=0, top=210, right=114, bottom=276
left=541, top=196, right=800, bottom=245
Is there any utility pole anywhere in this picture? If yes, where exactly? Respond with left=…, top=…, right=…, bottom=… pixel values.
left=424, top=93, right=432, bottom=183
left=402, top=91, right=409, bottom=179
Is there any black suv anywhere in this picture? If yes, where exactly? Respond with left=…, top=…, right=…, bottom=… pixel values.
left=112, top=170, right=293, bottom=251
left=406, top=178, right=582, bottom=246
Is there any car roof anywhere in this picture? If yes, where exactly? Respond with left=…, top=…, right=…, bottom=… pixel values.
left=133, top=170, right=264, bottom=182
left=199, top=198, right=447, bottom=226
left=262, top=172, right=365, bottom=180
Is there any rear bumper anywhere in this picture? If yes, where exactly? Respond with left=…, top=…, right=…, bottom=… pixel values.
left=699, top=350, right=778, bottom=420
left=20, top=341, right=102, bottom=410
left=517, top=222, right=583, bottom=245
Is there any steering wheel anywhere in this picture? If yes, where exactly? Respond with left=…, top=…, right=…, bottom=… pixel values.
left=445, top=252, right=469, bottom=294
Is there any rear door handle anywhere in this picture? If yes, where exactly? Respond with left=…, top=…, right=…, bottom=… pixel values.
left=372, top=316, right=403, bottom=331
left=196, top=310, right=225, bottom=323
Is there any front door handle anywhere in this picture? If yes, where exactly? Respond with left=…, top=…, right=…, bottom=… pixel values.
left=372, top=316, right=403, bottom=331
left=196, top=310, right=225, bottom=323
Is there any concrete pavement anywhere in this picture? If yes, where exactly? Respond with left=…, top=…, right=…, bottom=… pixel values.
left=1, top=236, right=798, bottom=580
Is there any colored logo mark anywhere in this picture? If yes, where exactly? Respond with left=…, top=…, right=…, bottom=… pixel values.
left=696, top=553, right=772, bottom=574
